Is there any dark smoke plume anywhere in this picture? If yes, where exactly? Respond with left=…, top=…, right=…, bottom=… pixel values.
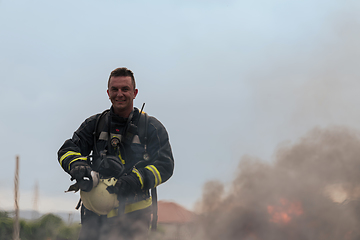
left=194, top=127, right=360, bottom=240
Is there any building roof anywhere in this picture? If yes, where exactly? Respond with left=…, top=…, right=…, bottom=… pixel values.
left=157, top=200, right=195, bottom=224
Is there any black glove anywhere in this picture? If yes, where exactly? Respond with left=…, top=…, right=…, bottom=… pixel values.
left=69, top=161, right=92, bottom=180
left=106, top=173, right=141, bottom=198
left=69, top=161, right=93, bottom=192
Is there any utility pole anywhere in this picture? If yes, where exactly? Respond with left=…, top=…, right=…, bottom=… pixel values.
left=13, top=155, right=20, bottom=240
left=32, top=181, right=39, bottom=219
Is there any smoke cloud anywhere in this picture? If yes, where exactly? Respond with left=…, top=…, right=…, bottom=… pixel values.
left=194, top=127, right=360, bottom=240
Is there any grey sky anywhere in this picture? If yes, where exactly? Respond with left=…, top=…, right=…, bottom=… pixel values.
left=1, top=0, right=360, bottom=214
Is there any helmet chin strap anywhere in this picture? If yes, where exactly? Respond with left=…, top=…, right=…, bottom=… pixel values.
left=91, top=171, right=100, bottom=188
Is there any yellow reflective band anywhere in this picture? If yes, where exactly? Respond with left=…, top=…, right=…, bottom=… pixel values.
left=124, top=197, right=152, bottom=214
left=118, top=152, right=125, bottom=164
left=145, top=165, right=162, bottom=187
left=59, top=151, right=81, bottom=166
left=107, top=208, right=118, bottom=218
left=132, top=168, right=144, bottom=189
left=68, top=157, right=88, bottom=171
left=106, top=198, right=152, bottom=218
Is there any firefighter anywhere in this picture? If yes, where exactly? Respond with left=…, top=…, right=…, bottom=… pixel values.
left=58, top=67, right=174, bottom=240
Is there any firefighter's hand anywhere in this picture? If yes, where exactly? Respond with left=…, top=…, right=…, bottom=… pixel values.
left=106, top=174, right=141, bottom=197
left=69, top=161, right=92, bottom=182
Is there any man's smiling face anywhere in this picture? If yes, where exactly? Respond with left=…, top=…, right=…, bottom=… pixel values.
left=107, top=76, right=138, bottom=117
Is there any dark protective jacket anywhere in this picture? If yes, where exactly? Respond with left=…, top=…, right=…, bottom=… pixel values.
left=58, top=107, right=174, bottom=214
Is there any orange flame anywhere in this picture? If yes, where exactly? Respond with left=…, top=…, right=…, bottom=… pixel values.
left=267, top=198, right=303, bottom=224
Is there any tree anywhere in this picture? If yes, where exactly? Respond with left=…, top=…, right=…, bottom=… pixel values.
left=0, top=211, right=13, bottom=240
left=0, top=211, right=80, bottom=240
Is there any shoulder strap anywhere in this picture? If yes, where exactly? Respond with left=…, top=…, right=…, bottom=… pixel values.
left=136, top=112, right=158, bottom=231
left=139, top=113, right=158, bottom=231
left=94, top=109, right=110, bottom=138
left=93, top=109, right=110, bottom=155
left=94, top=109, right=148, bottom=148
left=151, top=187, right=158, bottom=231
left=137, top=112, right=149, bottom=146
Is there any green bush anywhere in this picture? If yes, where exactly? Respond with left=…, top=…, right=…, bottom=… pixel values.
left=0, top=212, right=13, bottom=240
left=0, top=211, right=81, bottom=240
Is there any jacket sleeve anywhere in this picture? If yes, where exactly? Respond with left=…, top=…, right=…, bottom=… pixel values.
left=136, top=116, right=174, bottom=189
left=57, top=114, right=98, bottom=174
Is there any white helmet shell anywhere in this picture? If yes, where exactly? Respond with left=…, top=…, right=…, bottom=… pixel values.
left=80, top=177, right=119, bottom=215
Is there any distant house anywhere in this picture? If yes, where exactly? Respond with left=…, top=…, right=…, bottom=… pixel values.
left=151, top=201, right=197, bottom=240
left=157, top=201, right=195, bottom=224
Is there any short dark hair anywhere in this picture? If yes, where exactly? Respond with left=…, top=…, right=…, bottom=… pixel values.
left=108, top=67, right=136, bottom=89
